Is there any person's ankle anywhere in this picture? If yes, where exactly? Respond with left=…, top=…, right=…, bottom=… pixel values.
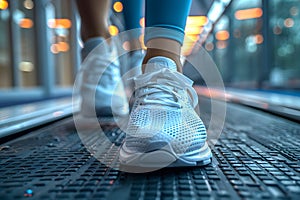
left=142, top=48, right=182, bottom=73
left=81, top=27, right=110, bottom=43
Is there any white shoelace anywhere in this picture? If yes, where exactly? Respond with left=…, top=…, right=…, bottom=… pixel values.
left=133, top=68, right=198, bottom=108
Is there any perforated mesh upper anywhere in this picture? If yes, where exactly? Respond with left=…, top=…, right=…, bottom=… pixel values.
left=124, top=59, right=207, bottom=155
left=126, top=102, right=207, bottom=154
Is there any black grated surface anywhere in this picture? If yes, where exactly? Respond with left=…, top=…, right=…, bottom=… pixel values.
left=0, top=98, right=300, bottom=200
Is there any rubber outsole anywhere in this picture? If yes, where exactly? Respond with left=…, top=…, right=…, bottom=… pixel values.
left=119, top=142, right=212, bottom=172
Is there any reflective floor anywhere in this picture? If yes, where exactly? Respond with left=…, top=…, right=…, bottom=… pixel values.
left=0, top=97, right=300, bottom=199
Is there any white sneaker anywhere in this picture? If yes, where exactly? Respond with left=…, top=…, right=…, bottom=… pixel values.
left=80, top=38, right=129, bottom=117
left=119, top=56, right=212, bottom=170
left=129, top=50, right=144, bottom=75
left=121, top=50, right=144, bottom=77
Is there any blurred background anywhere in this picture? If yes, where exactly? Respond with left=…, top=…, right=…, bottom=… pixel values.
left=0, top=0, right=299, bottom=107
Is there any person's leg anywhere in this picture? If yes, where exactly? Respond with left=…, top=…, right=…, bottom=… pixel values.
left=142, top=0, right=192, bottom=72
left=119, top=0, right=211, bottom=171
left=76, top=0, right=129, bottom=117
left=76, top=0, right=111, bottom=42
left=120, top=0, right=145, bottom=82
left=121, top=0, right=144, bottom=50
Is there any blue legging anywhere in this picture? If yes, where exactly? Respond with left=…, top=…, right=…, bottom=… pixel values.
left=122, top=0, right=192, bottom=45
left=122, top=0, right=144, bottom=30
left=121, top=0, right=144, bottom=40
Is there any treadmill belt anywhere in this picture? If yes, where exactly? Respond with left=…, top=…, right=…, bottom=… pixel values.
left=1, top=99, right=300, bottom=199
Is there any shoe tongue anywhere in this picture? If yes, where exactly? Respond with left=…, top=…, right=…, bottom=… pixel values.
left=145, top=56, right=177, bottom=73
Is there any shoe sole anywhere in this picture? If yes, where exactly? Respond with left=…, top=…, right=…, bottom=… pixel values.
left=119, top=142, right=212, bottom=172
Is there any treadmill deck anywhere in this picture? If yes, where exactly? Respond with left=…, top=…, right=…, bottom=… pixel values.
left=1, top=98, right=300, bottom=199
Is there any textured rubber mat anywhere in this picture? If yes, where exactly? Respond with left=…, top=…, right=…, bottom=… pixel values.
left=0, top=99, right=300, bottom=199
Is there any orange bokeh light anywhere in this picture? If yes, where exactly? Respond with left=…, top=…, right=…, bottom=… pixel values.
left=108, top=25, right=119, bottom=36
left=139, top=17, right=145, bottom=28
left=255, top=34, right=264, bottom=44
left=113, top=1, right=123, bottom=12
left=182, top=16, right=207, bottom=56
left=235, top=8, right=263, bottom=20
left=0, top=0, right=8, bottom=10
left=57, top=42, right=69, bottom=52
left=139, top=34, right=147, bottom=50
left=184, top=35, right=199, bottom=42
left=182, top=35, right=199, bottom=56
left=182, top=43, right=196, bottom=56
left=216, top=30, right=230, bottom=41
left=48, top=19, right=72, bottom=29
left=185, top=26, right=203, bottom=35
left=50, top=42, right=69, bottom=54
left=186, top=16, right=208, bottom=27
left=19, top=18, right=34, bottom=29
